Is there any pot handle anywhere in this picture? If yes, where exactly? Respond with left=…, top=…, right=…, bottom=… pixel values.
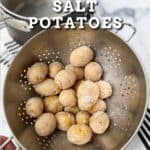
left=115, top=22, right=136, bottom=42
left=0, top=136, right=21, bottom=150
left=0, top=4, right=31, bottom=32
left=81, top=0, right=89, bottom=11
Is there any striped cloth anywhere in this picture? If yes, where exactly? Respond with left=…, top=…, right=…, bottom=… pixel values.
left=0, top=21, right=149, bottom=150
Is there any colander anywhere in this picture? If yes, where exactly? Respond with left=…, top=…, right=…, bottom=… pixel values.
left=3, top=23, right=148, bottom=150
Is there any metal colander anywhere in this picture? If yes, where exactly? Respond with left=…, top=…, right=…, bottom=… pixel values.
left=3, top=24, right=148, bottom=150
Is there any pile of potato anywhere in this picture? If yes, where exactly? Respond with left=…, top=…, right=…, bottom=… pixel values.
left=25, top=46, right=112, bottom=145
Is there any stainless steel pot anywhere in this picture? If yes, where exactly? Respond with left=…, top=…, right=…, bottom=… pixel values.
left=0, top=0, right=87, bottom=44
left=3, top=23, right=149, bottom=150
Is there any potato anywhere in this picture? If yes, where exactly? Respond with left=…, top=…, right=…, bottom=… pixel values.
left=25, top=97, right=44, bottom=118
left=67, top=124, right=92, bottom=145
left=35, top=113, right=56, bottom=136
left=49, top=62, right=64, bottom=78
left=85, top=62, right=103, bottom=81
left=108, top=105, right=133, bottom=130
left=27, top=62, right=48, bottom=84
left=77, top=80, right=99, bottom=111
left=55, top=112, right=75, bottom=131
left=70, top=46, right=94, bottom=67
left=96, top=80, right=112, bottom=99
left=89, top=111, right=110, bottom=134
left=44, top=96, right=63, bottom=114
left=55, top=69, right=76, bottom=90
left=64, top=106, right=80, bottom=114
left=74, top=80, right=84, bottom=91
left=34, top=79, right=61, bottom=96
left=76, top=111, right=90, bottom=125
left=59, top=89, right=77, bottom=107
left=89, top=100, right=107, bottom=114
left=66, top=64, right=84, bottom=80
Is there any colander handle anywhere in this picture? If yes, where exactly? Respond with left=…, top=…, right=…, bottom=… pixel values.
left=0, top=136, right=21, bottom=150
left=115, top=22, right=136, bottom=42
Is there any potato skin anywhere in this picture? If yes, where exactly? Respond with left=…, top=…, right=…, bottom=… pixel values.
left=49, top=62, right=64, bottom=78
left=34, top=79, right=61, bottom=96
left=66, top=64, right=84, bottom=80
left=74, top=80, right=84, bottom=91
left=70, top=46, right=94, bottom=67
left=55, top=112, right=75, bottom=131
left=59, top=89, right=77, bottom=107
left=44, top=96, right=63, bottom=114
left=35, top=113, right=56, bottom=136
left=25, top=97, right=44, bottom=118
left=64, top=106, right=80, bottom=114
left=85, top=62, right=103, bottom=81
left=67, top=124, right=92, bottom=145
left=0, top=136, right=16, bottom=150
left=77, top=80, right=99, bottom=111
left=89, top=111, right=110, bottom=134
left=89, top=100, right=107, bottom=114
left=55, top=69, right=76, bottom=90
left=27, top=62, right=48, bottom=84
left=96, top=80, right=112, bottom=99
left=76, top=111, right=90, bottom=125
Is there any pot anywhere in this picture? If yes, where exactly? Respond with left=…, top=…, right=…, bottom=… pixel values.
left=0, top=0, right=87, bottom=44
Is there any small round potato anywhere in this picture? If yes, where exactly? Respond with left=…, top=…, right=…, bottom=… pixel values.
left=34, top=79, right=61, bottom=96
left=74, top=80, right=84, bottom=91
left=70, top=46, right=94, bottom=67
left=44, top=96, right=63, bottom=114
left=35, top=113, right=56, bottom=136
left=89, top=100, right=107, bottom=114
left=96, top=81, right=112, bottom=99
left=25, top=97, right=44, bottom=118
left=89, top=111, right=110, bottom=134
left=64, top=106, right=80, bottom=114
left=55, top=69, right=76, bottom=90
left=77, top=80, right=99, bottom=100
left=66, top=64, right=84, bottom=80
left=49, top=62, right=64, bottom=78
left=76, top=111, right=90, bottom=125
left=85, top=62, right=103, bottom=81
left=67, top=124, right=92, bottom=145
left=108, top=105, right=133, bottom=130
left=77, top=80, right=99, bottom=111
left=59, top=89, right=77, bottom=107
left=55, top=112, right=75, bottom=131
left=27, top=62, right=48, bottom=84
